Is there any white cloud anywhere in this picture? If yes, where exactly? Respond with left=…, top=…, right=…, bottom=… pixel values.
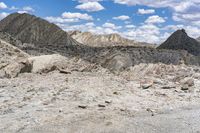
left=145, top=15, right=165, bottom=24
left=61, top=22, right=119, bottom=35
left=113, top=15, right=130, bottom=20
left=113, top=0, right=178, bottom=7
left=18, top=10, right=29, bottom=14
left=0, top=12, right=9, bottom=20
left=76, top=2, right=104, bottom=12
left=9, top=6, right=18, bottom=10
left=85, top=22, right=95, bottom=27
left=62, top=12, right=93, bottom=20
left=22, top=6, right=35, bottom=12
left=122, top=24, right=161, bottom=43
left=17, top=6, right=35, bottom=14
left=45, top=16, right=79, bottom=23
left=0, top=2, right=7, bottom=9
left=125, top=25, right=135, bottom=28
left=138, top=9, right=155, bottom=14
left=102, top=22, right=121, bottom=29
left=78, top=0, right=102, bottom=2
left=113, top=0, right=200, bottom=27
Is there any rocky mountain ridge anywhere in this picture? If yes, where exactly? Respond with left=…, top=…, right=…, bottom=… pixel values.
left=0, top=13, right=199, bottom=71
left=0, top=13, right=79, bottom=46
left=68, top=30, right=153, bottom=47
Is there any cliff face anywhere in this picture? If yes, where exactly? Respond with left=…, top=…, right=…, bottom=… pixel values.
left=158, top=29, right=200, bottom=56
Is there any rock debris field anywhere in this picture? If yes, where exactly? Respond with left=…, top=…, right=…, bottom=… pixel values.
left=1, top=62, right=200, bottom=133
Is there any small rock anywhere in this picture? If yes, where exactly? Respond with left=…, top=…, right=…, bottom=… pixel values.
left=58, top=68, right=71, bottom=74
left=0, top=70, right=5, bottom=78
left=140, top=79, right=154, bottom=89
left=162, top=85, right=176, bottom=89
left=78, top=105, right=87, bottom=109
left=120, top=108, right=126, bottom=111
left=181, top=84, right=189, bottom=91
left=181, top=78, right=194, bottom=87
left=98, top=104, right=106, bottom=108
left=113, top=92, right=119, bottom=95
left=146, top=108, right=155, bottom=116
left=105, top=100, right=112, bottom=104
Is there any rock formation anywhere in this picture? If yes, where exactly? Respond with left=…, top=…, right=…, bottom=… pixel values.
left=158, top=29, right=200, bottom=56
left=0, top=39, right=29, bottom=67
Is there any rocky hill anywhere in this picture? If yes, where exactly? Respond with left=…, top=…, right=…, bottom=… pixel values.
left=0, top=13, right=199, bottom=70
left=0, top=13, right=79, bottom=48
left=157, top=29, right=200, bottom=56
left=68, top=30, right=153, bottom=47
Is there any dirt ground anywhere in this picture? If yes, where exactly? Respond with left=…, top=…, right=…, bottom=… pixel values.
left=1, top=63, right=200, bottom=133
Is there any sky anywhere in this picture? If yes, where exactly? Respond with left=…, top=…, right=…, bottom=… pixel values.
left=0, top=0, right=200, bottom=44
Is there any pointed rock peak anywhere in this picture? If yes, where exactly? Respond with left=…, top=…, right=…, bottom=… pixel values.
left=181, top=29, right=186, bottom=33
left=158, top=29, right=200, bottom=56
left=174, top=29, right=187, bottom=36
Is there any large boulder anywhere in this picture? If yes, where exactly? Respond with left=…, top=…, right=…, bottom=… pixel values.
left=4, top=59, right=32, bottom=78
left=28, top=54, right=69, bottom=73
left=102, top=52, right=132, bottom=72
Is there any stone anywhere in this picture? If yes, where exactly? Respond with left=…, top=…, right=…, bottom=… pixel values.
left=140, top=80, right=154, bottom=89
left=103, top=52, right=132, bottom=72
left=78, top=105, right=87, bottom=109
left=141, top=84, right=153, bottom=89
left=181, top=84, right=189, bottom=91
left=28, top=54, right=69, bottom=73
left=105, top=100, right=112, bottom=104
left=98, top=104, right=106, bottom=108
left=162, top=85, right=176, bottom=89
left=0, top=70, right=5, bottom=78
left=4, top=59, right=32, bottom=78
left=181, top=78, right=194, bottom=87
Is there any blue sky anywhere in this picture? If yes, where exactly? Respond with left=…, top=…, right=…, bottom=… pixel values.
left=0, top=0, right=200, bottom=44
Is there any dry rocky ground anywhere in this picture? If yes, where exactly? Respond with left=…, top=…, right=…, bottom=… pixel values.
left=1, top=61, right=200, bottom=132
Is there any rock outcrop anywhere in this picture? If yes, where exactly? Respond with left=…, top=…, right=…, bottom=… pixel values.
left=102, top=52, right=132, bottom=72
left=158, top=29, right=200, bottom=56
left=0, top=39, right=29, bottom=67
left=4, top=59, right=32, bottom=78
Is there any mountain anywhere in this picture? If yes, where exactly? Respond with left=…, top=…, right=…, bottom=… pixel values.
left=0, top=13, right=80, bottom=55
left=68, top=31, right=154, bottom=47
left=158, top=29, right=200, bottom=56
left=0, top=13, right=199, bottom=68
